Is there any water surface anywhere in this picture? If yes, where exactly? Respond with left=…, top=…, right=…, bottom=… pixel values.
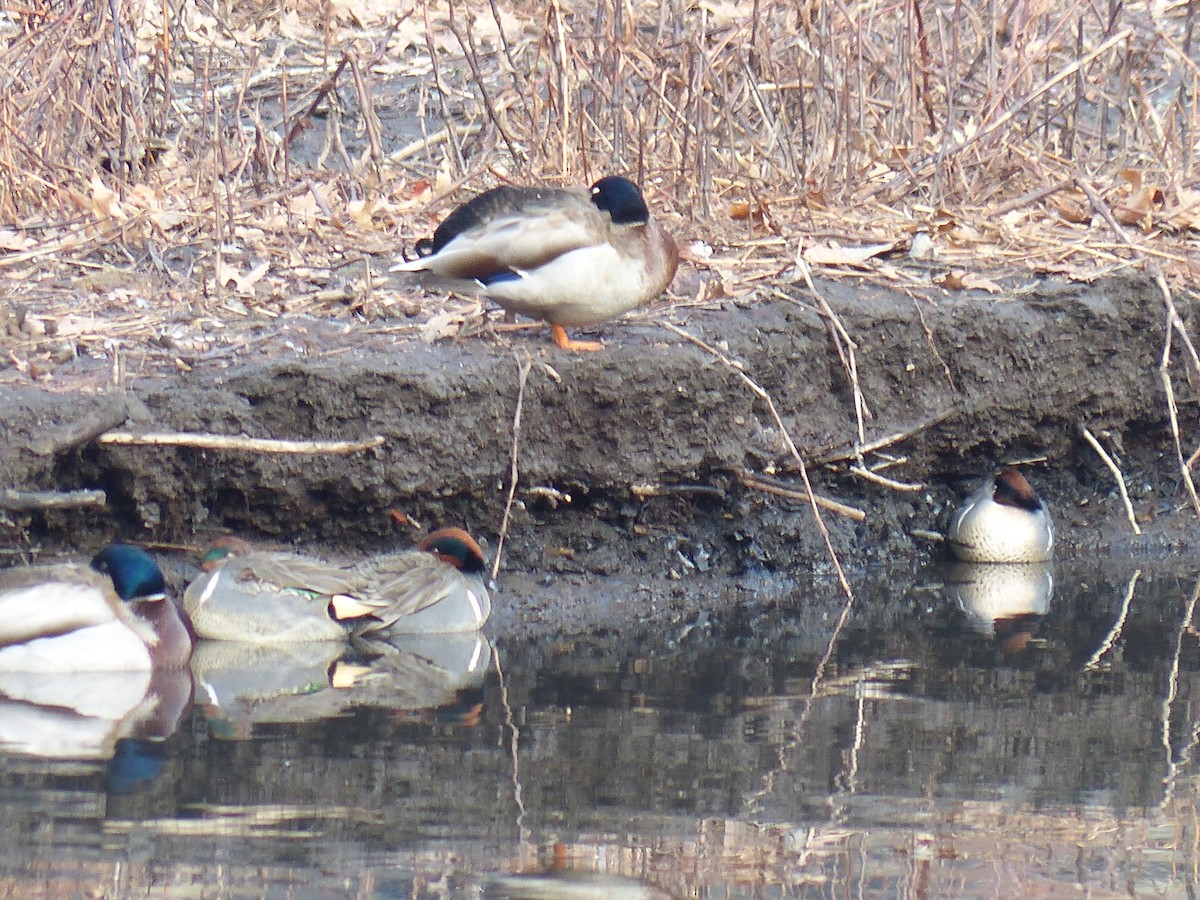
left=1, top=559, right=1197, bottom=898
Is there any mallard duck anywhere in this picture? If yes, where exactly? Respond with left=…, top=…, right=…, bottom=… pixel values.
left=947, top=468, right=1054, bottom=563
left=393, top=175, right=678, bottom=351
left=0, top=543, right=192, bottom=671
left=183, top=527, right=491, bottom=643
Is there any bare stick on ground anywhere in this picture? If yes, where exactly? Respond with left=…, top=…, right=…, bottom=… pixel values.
left=0, top=489, right=107, bottom=511
left=737, top=472, right=865, bottom=521
left=1081, top=426, right=1142, bottom=535
left=97, top=431, right=385, bottom=454
left=492, top=356, right=533, bottom=582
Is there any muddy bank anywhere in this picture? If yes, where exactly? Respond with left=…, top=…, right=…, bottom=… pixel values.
left=1, top=275, right=1194, bottom=631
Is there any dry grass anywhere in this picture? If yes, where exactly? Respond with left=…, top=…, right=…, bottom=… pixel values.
left=0, top=0, right=1198, bottom=394
left=3, top=0, right=1197, bottom=266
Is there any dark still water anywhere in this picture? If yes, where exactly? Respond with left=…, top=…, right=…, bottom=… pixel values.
left=1, top=560, right=1198, bottom=898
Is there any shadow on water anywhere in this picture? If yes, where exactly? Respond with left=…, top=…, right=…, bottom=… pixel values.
left=1, top=560, right=1199, bottom=897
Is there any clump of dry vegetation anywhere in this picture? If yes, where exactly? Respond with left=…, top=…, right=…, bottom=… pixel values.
left=0, top=0, right=1196, bottom=357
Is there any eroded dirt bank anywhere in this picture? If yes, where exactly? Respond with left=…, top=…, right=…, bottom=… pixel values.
left=1, top=275, right=1195, bottom=631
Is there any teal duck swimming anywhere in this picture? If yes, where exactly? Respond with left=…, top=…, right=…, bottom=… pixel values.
left=0, top=543, right=192, bottom=671
left=947, top=468, right=1054, bottom=563
left=394, top=175, right=678, bottom=351
left=183, top=527, right=491, bottom=642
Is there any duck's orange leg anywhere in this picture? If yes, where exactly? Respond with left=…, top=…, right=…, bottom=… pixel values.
left=551, top=323, right=604, bottom=352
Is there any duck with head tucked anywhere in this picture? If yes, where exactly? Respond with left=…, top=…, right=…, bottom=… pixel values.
left=393, top=175, right=678, bottom=351
left=947, top=468, right=1054, bottom=563
left=184, top=527, right=491, bottom=643
left=0, top=543, right=192, bottom=671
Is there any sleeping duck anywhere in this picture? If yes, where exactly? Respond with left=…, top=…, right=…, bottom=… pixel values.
left=184, top=527, right=491, bottom=642
left=394, top=175, right=678, bottom=351
left=947, top=468, right=1054, bottom=563
left=0, top=543, right=193, bottom=671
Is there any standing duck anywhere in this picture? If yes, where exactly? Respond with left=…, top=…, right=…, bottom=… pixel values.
left=393, top=175, right=678, bottom=351
left=183, top=527, right=491, bottom=642
left=0, top=543, right=192, bottom=671
left=947, top=468, right=1054, bottom=563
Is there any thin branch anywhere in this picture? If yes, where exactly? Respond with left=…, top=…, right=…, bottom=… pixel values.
left=867, top=28, right=1134, bottom=200
left=848, top=464, right=923, bottom=492
left=815, top=409, right=958, bottom=465
left=97, top=431, right=384, bottom=454
left=283, top=54, right=349, bottom=150
left=738, top=471, right=866, bottom=521
left=0, top=489, right=107, bottom=511
left=491, top=355, right=532, bottom=582
left=1081, top=426, right=1141, bottom=535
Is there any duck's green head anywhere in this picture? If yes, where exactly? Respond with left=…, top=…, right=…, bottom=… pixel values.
left=91, top=543, right=167, bottom=601
left=419, top=528, right=487, bottom=575
left=590, top=176, right=650, bottom=225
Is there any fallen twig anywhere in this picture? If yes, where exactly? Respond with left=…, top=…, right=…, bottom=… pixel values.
left=848, top=464, right=923, bottom=492
left=738, top=471, right=865, bottom=521
left=492, top=355, right=533, bottom=582
left=284, top=55, right=350, bottom=150
left=96, top=431, right=384, bottom=454
left=992, top=178, right=1075, bottom=216
left=816, top=409, right=957, bottom=465
left=1081, top=426, right=1141, bottom=535
left=0, top=488, right=107, bottom=511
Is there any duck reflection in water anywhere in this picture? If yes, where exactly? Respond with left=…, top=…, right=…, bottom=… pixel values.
left=946, top=560, right=1054, bottom=653
left=483, top=870, right=673, bottom=900
left=192, top=632, right=491, bottom=737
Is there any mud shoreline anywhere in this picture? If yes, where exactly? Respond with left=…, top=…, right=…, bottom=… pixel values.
left=2, top=275, right=1195, bottom=634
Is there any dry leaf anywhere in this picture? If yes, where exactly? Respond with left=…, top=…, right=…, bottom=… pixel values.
left=1114, top=168, right=1162, bottom=228
left=54, top=315, right=106, bottom=336
left=433, top=163, right=453, bottom=196
left=693, top=0, right=756, bottom=28
left=937, top=270, right=1002, bottom=293
left=1167, top=188, right=1200, bottom=231
left=216, top=259, right=270, bottom=295
left=961, top=272, right=1002, bottom=292
left=1049, top=192, right=1090, bottom=224
left=90, top=175, right=127, bottom=221
left=908, top=231, right=935, bottom=260
left=347, top=198, right=376, bottom=230
left=148, top=209, right=189, bottom=231
left=803, top=241, right=894, bottom=267
left=420, top=311, right=461, bottom=343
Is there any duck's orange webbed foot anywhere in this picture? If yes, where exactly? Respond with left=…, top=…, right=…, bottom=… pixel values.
left=551, top=324, right=604, bottom=352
